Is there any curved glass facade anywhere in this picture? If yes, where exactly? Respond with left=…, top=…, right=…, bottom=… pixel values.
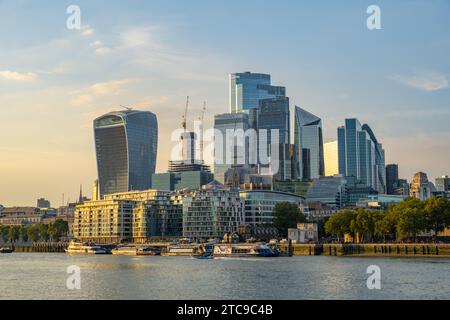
left=94, top=110, right=158, bottom=197
left=294, top=107, right=325, bottom=180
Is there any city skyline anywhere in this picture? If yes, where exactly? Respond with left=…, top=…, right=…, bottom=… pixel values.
left=1, top=0, right=450, bottom=206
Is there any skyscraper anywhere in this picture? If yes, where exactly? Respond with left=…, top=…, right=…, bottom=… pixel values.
left=214, top=112, right=251, bottom=175
left=337, top=119, right=386, bottom=193
left=386, top=164, right=399, bottom=195
left=258, top=97, right=291, bottom=178
left=229, top=72, right=286, bottom=114
left=410, top=172, right=432, bottom=201
left=435, top=175, right=450, bottom=192
left=229, top=72, right=286, bottom=130
left=94, top=110, right=158, bottom=197
left=294, top=107, right=325, bottom=180
left=324, top=140, right=339, bottom=176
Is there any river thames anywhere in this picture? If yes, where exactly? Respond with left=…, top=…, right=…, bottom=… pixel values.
left=0, top=253, right=449, bottom=300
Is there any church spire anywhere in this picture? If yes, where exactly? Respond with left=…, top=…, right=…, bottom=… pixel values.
left=78, top=184, right=83, bottom=203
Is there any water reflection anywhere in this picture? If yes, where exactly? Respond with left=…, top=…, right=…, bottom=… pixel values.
left=0, top=254, right=448, bottom=300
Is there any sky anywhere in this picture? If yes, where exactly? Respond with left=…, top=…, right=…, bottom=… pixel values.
left=0, top=0, right=449, bottom=207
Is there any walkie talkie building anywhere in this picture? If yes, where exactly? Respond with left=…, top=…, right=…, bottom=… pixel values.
left=94, top=110, right=158, bottom=197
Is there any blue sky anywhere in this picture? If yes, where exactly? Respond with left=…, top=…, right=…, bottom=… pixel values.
left=0, top=0, right=449, bottom=206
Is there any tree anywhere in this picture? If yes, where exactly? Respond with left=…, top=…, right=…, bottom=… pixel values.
left=316, top=216, right=330, bottom=239
left=350, top=209, right=385, bottom=242
left=375, top=205, right=400, bottom=241
left=397, top=206, right=427, bottom=242
left=325, top=210, right=355, bottom=242
left=27, top=225, right=40, bottom=243
left=52, top=219, right=69, bottom=241
left=8, top=226, right=20, bottom=243
left=38, top=224, right=50, bottom=242
left=424, top=197, right=450, bottom=239
left=47, top=223, right=55, bottom=241
left=273, top=202, right=306, bottom=237
left=1, top=226, right=10, bottom=243
left=20, top=226, right=29, bottom=243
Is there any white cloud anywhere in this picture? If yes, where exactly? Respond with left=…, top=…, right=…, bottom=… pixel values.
left=81, top=25, right=94, bottom=36
left=120, top=26, right=163, bottom=49
left=90, top=79, right=135, bottom=95
left=388, top=70, right=449, bottom=92
left=0, top=70, right=36, bottom=81
left=72, top=94, right=93, bottom=106
left=95, top=47, right=112, bottom=55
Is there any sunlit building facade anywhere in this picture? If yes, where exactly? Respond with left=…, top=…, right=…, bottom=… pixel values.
left=324, top=140, right=339, bottom=176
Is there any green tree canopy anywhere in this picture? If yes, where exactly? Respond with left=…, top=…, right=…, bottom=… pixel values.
left=325, top=210, right=355, bottom=241
left=273, top=202, right=306, bottom=237
left=1, top=226, right=10, bottom=243
left=424, top=197, right=450, bottom=237
left=8, top=226, right=20, bottom=243
left=27, top=225, right=40, bottom=242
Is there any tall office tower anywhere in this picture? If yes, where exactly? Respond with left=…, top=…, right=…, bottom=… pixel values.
left=337, top=119, right=386, bottom=193
left=180, top=132, right=196, bottom=164
left=410, top=172, right=432, bottom=201
left=214, top=112, right=251, bottom=175
left=92, top=180, right=100, bottom=201
left=258, top=97, right=290, bottom=178
left=94, top=110, right=158, bottom=197
left=435, top=175, right=450, bottom=192
left=362, top=124, right=386, bottom=194
left=324, top=140, right=339, bottom=176
left=294, top=107, right=325, bottom=180
left=229, top=72, right=285, bottom=129
left=386, top=164, right=399, bottom=195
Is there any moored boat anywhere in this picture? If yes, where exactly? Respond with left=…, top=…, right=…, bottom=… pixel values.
left=213, top=243, right=279, bottom=258
left=166, top=244, right=201, bottom=256
left=65, top=241, right=107, bottom=255
left=112, top=246, right=161, bottom=256
left=0, top=247, right=14, bottom=254
left=192, top=252, right=214, bottom=259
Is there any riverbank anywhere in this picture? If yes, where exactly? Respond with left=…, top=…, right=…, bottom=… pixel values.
left=5, top=242, right=450, bottom=258
left=278, top=243, right=450, bottom=257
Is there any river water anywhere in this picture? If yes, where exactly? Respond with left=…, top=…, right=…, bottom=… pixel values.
left=0, top=253, right=449, bottom=300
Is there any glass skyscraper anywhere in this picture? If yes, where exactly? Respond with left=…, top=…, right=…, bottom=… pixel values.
left=229, top=72, right=286, bottom=114
left=386, top=164, right=399, bottom=195
left=213, top=112, right=251, bottom=175
left=258, top=97, right=291, bottom=178
left=337, top=119, right=386, bottom=193
left=94, top=110, right=158, bottom=197
left=294, top=107, right=325, bottom=180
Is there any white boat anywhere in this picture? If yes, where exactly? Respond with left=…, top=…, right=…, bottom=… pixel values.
left=111, top=246, right=161, bottom=256
left=213, top=243, right=279, bottom=258
left=166, top=244, right=201, bottom=256
left=65, top=241, right=107, bottom=255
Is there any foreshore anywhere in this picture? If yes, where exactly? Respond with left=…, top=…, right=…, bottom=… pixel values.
left=5, top=242, right=450, bottom=258
left=281, top=243, right=450, bottom=257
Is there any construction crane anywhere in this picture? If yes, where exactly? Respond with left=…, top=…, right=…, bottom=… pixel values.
left=181, top=96, right=190, bottom=130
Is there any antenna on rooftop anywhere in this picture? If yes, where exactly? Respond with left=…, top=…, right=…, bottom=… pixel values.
left=120, top=105, right=133, bottom=111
